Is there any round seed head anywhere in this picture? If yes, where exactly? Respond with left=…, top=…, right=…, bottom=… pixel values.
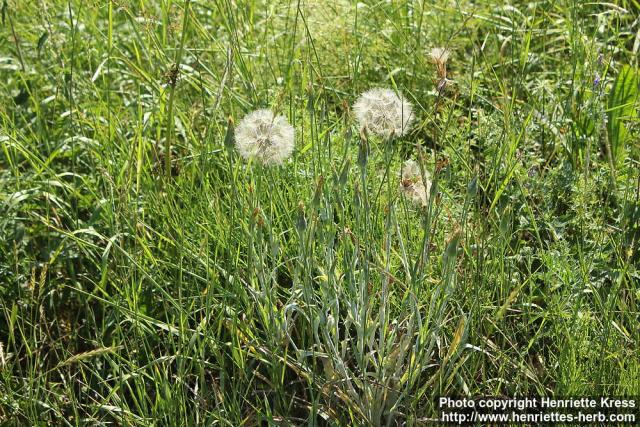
left=235, top=109, right=295, bottom=166
left=353, top=88, right=413, bottom=138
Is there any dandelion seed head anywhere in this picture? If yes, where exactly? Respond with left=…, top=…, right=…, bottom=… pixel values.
left=400, top=159, right=431, bottom=207
left=235, top=109, right=295, bottom=166
left=353, top=88, right=413, bottom=138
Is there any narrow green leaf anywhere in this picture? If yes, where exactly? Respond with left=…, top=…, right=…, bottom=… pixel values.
left=607, top=65, right=639, bottom=164
left=37, top=32, right=48, bottom=54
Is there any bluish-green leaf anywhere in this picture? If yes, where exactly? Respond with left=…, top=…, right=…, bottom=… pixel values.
left=607, top=65, right=639, bottom=164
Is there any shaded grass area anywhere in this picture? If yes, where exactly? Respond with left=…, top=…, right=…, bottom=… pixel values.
left=1, top=0, right=639, bottom=425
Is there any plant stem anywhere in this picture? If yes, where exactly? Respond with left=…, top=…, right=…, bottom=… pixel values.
left=165, top=0, right=191, bottom=179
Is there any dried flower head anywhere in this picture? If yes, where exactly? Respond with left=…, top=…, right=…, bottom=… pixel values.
left=430, top=47, right=450, bottom=65
left=400, top=159, right=431, bottom=207
left=353, top=88, right=413, bottom=138
left=235, top=109, right=295, bottom=165
left=430, top=47, right=450, bottom=78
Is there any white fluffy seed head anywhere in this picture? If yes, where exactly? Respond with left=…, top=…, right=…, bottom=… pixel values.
left=400, top=159, right=431, bottom=207
left=234, top=109, right=295, bottom=166
left=401, top=159, right=423, bottom=182
left=353, top=88, right=413, bottom=138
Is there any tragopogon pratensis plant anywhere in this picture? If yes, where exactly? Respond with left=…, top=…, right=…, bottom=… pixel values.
left=429, top=47, right=450, bottom=79
left=235, top=109, right=295, bottom=165
left=400, top=159, right=431, bottom=207
left=353, top=88, right=413, bottom=138
left=430, top=47, right=452, bottom=92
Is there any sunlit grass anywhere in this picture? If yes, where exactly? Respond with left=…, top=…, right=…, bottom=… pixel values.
left=1, top=0, right=639, bottom=425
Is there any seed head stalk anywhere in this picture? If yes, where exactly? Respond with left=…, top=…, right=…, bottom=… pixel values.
left=378, top=134, right=395, bottom=382
left=356, top=129, right=371, bottom=375
left=165, top=0, right=191, bottom=179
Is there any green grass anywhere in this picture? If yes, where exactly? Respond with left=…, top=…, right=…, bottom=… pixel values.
left=1, top=0, right=639, bottom=425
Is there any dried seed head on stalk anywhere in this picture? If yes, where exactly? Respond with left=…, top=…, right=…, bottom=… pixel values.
left=400, top=159, right=431, bottom=207
left=353, top=88, right=413, bottom=138
left=429, top=47, right=450, bottom=79
left=235, top=109, right=295, bottom=166
left=429, top=47, right=450, bottom=65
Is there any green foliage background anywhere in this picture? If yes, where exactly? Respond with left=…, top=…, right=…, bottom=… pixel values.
left=1, top=0, right=639, bottom=425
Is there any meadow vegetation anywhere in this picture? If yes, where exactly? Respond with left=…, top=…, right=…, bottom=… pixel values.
left=1, top=0, right=639, bottom=425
